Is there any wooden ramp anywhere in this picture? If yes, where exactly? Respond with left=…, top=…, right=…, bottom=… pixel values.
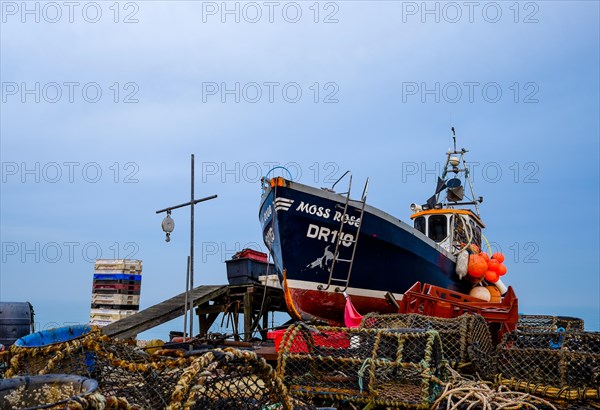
left=102, top=285, right=228, bottom=339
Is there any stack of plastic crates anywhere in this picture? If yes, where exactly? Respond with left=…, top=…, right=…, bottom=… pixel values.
left=90, top=259, right=142, bottom=327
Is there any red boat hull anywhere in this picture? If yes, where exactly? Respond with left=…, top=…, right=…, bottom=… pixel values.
left=286, top=283, right=399, bottom=324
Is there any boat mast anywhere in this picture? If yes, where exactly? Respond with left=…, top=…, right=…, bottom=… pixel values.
left=438, top=128, right=482, bottom=216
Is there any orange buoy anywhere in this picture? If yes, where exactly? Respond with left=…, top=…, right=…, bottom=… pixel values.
left=485, top=270, right=499, bottom=283
left=485, top=285, right=502, bottom=303
left=492, top=252, right=505, bottom=263
left=479, top=252, right=490, bottom=262
left=497, top=263, right=507, bottom=276
left=467, top=254, right=487, bottom=277
left=488, top=258, right=500, bottom=272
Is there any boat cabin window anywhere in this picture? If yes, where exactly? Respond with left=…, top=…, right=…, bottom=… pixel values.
left=414, top=217, right=426, bottom=235
left=470, top=219, right=482, bottom=249
left=428, top=215, right=448, bottom=242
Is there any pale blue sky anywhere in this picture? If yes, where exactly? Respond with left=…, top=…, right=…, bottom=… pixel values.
left=1, top=1, right=599, bottom=337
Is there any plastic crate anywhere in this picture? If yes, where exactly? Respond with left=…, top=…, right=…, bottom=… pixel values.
left=267, top=328, right=350, bottom=353
left=94, top=259, right=142, bottom=273
left=89, top=319, right=113, bottom=327
left=233, top=249, right=268, bottom=263
left=91, top=303, right=140, bottom=311
left=226, top=258, right=275, bottom=285
left=92, top=283, right=141, bottom=295
left=90, top=309, right=136, bottom=323
left=92, top=293, right=140, bottom=306
left=93, top=273, right=142, bottom=281
left=92, top=279, right=141, bottom=287
left=399, top=282, right=518, bottom=342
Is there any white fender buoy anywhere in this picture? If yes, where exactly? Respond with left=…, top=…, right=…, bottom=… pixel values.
left=494, top=278, right=508, bottom=295
left=470, top=286, right=491, bottom=302
left=456, top=250, right=468, bottom=279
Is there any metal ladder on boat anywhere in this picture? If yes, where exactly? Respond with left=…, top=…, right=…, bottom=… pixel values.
left=318, top=175, right=369, bottom=293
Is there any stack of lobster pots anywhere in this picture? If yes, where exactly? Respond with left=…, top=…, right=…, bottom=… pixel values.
left=90, top=259, right=142, bottom=327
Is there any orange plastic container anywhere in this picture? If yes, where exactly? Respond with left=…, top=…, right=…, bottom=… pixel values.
left=399, top=282, right=519, bottom=342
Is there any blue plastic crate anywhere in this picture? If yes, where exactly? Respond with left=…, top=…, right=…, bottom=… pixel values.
left=93, top=273, right=142, bottom=281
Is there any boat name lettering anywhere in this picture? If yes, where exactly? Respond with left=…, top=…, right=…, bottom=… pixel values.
left=333, top=211, right=360, bottom=227
left=295, top=201, right=331, bottom=219
left=261, top=205, right=272, bottom=224
left=306, top=223, right=354, bottom=247
left=264, top=227, right=275, bottom=247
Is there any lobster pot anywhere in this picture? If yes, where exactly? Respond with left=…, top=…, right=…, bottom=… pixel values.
left=277, top=325, right=446, bottom=408
left=91, top=259, right=142, bottom=326
left=6, top=330, right=294, bottom=410
left=497, top=331, right=600, bottom=401
left=360, top=313, right=493, bottom=372
left=517, top=314, right=585, bottom=332
left=0, top=374, right=98, bottom=410
left=10, top=325, right=94, bottom=377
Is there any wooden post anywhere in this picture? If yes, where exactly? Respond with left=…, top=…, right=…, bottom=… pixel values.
left=262, top=304, right=269, bottom=339
left=243, top=290, right=253, bottom=341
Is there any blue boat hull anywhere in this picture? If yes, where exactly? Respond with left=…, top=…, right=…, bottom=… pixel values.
left=260, top=180, right=469, bottom=323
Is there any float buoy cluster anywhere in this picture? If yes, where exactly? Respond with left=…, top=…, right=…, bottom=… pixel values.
left=464, top=245, right=509, bottom=302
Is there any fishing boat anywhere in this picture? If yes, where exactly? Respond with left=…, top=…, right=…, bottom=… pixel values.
left=259, top=131, right=499, bottom=324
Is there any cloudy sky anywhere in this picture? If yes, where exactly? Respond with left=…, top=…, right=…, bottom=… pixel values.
left=1, top=1, right=599, bottom=338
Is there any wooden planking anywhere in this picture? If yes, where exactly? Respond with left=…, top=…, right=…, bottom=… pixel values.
left=102, top=285, right=228, bottom=339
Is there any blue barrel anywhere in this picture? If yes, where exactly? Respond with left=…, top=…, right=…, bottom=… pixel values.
left=0, top=374, right=98, bottom=409
left=0, top=302, right=34, bottom=347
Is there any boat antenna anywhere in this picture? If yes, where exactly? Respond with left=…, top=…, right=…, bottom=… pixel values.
left=451, top=127, right=457, bottom=152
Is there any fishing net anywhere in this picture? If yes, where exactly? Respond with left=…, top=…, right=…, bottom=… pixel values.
left=497, top=331, right=600, bottom=402
left=277, top=324, right=446, bottom=409
left=360, top=313, right=493, bottom=373
left=518, top=315, right=585, bottom=332
left=0, top=374, right=110, bottom=410
left=0, top=350, right=9, bottom=380
left=4, top=327, right=294, bottom=410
